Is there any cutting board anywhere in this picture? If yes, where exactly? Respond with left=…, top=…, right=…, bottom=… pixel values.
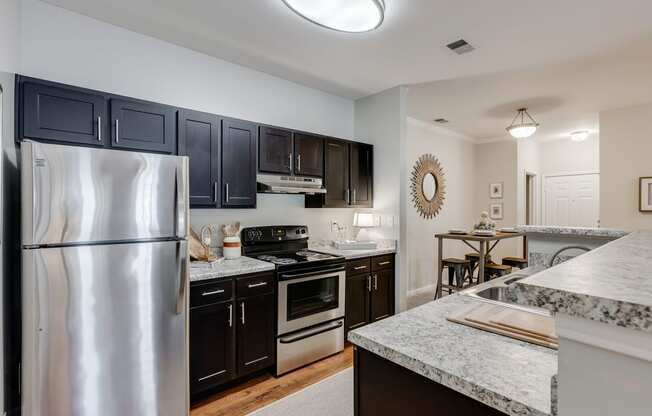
left=448, top=303, right=558, bottom=349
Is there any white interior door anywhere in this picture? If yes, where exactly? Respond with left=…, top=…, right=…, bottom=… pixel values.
left=544, top=174, right=599, bottom=227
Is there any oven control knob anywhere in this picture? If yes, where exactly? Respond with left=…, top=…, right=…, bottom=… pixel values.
left=300, top=228, right=306, bottom=234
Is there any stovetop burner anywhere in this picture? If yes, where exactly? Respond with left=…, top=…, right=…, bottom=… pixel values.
left=257, top=255, right=299, bottom=265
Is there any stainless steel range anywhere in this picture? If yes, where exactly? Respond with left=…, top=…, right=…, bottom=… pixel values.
left=241, top=225, right=346, bottom=376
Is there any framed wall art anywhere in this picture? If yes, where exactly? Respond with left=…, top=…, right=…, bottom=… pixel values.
left=490, top=182, right=503, bottom=199
left=490, top=203, right=504, bottom=220
left=640, top=177, right=652, bottom=212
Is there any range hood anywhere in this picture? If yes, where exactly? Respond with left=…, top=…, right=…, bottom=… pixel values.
left=257, top=174, right=327, bottom=195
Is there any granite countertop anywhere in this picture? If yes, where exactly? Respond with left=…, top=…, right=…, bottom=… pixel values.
left=309, top=239, right=396, bottom=260
left=348, top=292, right=558, bottom=416
left=513, top=230, right=652, bottom=333
left=515, top=225, right=628, bottom=239
left=189, top=256, right=275, bottom=282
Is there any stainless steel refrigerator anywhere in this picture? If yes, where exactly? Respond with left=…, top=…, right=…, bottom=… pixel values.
left=20, top=140, right=189, bottom=416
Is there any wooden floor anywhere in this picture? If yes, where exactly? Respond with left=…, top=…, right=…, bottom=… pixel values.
left=191, top=345, right=354, bottom=416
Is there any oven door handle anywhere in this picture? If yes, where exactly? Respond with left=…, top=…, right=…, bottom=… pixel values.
left=279, top=266, right=345, bottom=280
left=278, top=320, right=344, bottom=344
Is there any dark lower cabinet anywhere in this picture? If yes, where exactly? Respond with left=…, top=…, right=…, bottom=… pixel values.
left=222, top=118, right=258, bottom=208
left=20, top=79, right=107, bottom=146
left=354, top=348, right=505, bottom=416
left=350, top=143, right=373, bottom=208
left=190, top=271, right=275, bottom=402
left=110, top=98, right=177, bottom=154
left=293, top=133, right=324, bottom=177
left=190, top=301, right=235, bottom=394
left=178, top=109, right=221, bottom=207
left=259, top=126, right=293, bottom=174
left=236, top=294, right=275, bottom=376
left=345, top=254, right=395, bottom=337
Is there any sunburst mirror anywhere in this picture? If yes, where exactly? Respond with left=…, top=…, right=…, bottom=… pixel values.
left=410, top=154, right=446, bottom=219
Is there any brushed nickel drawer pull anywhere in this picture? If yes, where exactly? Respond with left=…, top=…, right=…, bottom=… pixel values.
left=247, top=282, right=268, bottom=288
left=202, top=289, right=225, bottom=296
left=354, top=266, right=367, bottom=270
left=244, top=356, right=269, bottom=366
left=198, top=370, right=226, bottom=382
left=378, top=261, right=391, bottom=266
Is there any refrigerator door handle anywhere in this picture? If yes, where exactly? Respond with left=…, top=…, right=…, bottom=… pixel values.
left=176, top=241, right=189, bottom=315
left=175, top=159, right=189, bottom=238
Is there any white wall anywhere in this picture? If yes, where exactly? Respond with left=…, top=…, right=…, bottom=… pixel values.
left=0, top=0, right=20, bottom=73
left=539, top=135, right=599, bottom=175
left=600, top=102, right=652, bottom=230
left=18, top=0, right=359, bottom=241
left=406, top=118, right=475, bottom=293
left=517, top=138, right=541, bottom=227
left=355, top=86, right=406, bottom=310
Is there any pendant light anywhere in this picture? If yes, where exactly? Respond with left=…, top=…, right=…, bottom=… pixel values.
left=506, top=108, right=539, bottom=139
left=282, top=0, right=385, bottom=33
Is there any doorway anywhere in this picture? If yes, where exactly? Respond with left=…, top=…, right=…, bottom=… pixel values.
left=525, top=172, right=537, bottom=225
left=543, top=173, right=600, bottom=227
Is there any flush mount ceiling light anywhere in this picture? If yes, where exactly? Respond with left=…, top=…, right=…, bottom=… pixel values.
left=282, top=0, right=385, bottom=33
left=570, top=130, right=589, bottom=142
left=506, top=108, right=539, bottom=139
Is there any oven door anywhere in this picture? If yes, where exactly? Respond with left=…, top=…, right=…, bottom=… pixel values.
left=278, top=266, right=346, bottom=335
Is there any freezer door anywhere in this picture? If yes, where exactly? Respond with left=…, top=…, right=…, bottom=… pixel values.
left=22, top=241, right=189, bottom=416
left=22, top=140, right=188, bottom=246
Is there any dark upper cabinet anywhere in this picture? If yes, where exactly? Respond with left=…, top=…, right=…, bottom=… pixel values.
left=293, top=133, right=324, bottom=177
left=345, top=273, right=370, bottom=336
left=20, top=79, right=107, bottom=146
left=178, top=109, right=221, bottom=208
left=350, top=143, right=373, bottom=208
left=323, top=139, right=350, bottom=207
left=222, top=118, right=257, bottom=208
left=189, top=301, right=235, bottom=395
left=236, top=293, right=275, bottom=377
left=259, top=126, right=293, bottom=174
left=110, top=98, right=177, bottom=154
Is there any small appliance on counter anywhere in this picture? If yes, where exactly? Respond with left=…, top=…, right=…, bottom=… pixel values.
left=222, top=222, right=242, bottom=259
left=241, top=225, right=346, bottom=376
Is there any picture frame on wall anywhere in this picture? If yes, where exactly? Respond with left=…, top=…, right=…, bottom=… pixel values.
left=640, top=177, right=652, bottom=212
left=490, top=203, right=504, bottom=220
left=490, top=182, right=503, bottom=199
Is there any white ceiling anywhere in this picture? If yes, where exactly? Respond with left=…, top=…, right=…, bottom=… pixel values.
left=42, top=0, right=652, bottom=99
left=408, top=37, right=652, bottom=142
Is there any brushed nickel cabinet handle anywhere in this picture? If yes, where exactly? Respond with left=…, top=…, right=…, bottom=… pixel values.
left=115, top=119, right=119, bottom=143
left=354, top=266, right=367, bottom=270
left=367, top=275, right=372, bottom=292
left=228, top=304, right=233, bottom=327
left=296, top=154, right=301, bottom=171
left=201, top=289, right=225, bottom=296
left=97, top=116, right=102, bottom=141
left=198, top=370, right=226, bottom=382
left=240, top=301, right=245, bottom=325
left=225, top=183, right=230, bottom=203
left=378, top=261, right=391, bottom=266
left=214, top=182, right=218, bottom=203
left=346, top=189, right=350, bottom=204
left=248, top=282, right=268, bottom=289
left=353, top=189, right=357, bottom=204
left=373, top=274, right=378, bottom=291
left=288, top=153, right=293, bottom=172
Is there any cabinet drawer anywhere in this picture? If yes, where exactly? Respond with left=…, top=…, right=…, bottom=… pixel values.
left=372, top=255, right=394, bottom=271
left=236, top=273, right=274, bottom=298
left=347, top=258, right=371, bottom=275
left=191, top=280, right=233, bottom=308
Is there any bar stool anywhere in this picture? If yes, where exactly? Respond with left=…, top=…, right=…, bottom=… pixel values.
left=442, top=258, right=472, bottom=292
left=465, top=253, right=492, bottom=281
left=484, top=264, right=512, bottom=281
left=502, top=256, right=528, bottom=269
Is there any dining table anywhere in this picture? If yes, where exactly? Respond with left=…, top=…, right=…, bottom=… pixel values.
left=434, top=231, right=527, bottom=299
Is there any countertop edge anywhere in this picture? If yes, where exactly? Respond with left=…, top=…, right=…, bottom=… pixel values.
left=348, top=331, right=550, bottom=416
left=515, top=225, right=628, bottom=239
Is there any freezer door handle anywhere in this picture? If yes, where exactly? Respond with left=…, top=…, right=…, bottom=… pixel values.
left=176, top=241, right=189, bottom=315
left=175, top=159, right=189, bottom=238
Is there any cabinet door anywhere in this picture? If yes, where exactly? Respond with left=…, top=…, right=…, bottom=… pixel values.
left=21, top=80, right=107, bottom=146
left=110, top=98, right=176, bottom=154
left=345, top=273, right=370, bottom=335
left=294, top=133, right=324, bottom=177
left=324, top=139, right=350, bottom=207
left=370, top=268, right=394, bottom=322
left=222, top=119, right=257, bottom=208
left=350, top=143, right=373, bottom=207
left=236, top=294, right=275, bottom=377
left=190, top=301, right=235, bottom=395
left=259, top=127, right=293, bottom=174
left=178, top=109, right=220, bottom=207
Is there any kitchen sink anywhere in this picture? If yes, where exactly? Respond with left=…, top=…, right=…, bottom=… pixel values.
left=474, top=286, right=515, bottom=303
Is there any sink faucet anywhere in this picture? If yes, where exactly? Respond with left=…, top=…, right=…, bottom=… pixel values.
left=548, top=246, right=591, bottom=268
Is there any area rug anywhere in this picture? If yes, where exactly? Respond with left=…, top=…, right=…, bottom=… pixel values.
left=248, top=368, right=354, bottom=416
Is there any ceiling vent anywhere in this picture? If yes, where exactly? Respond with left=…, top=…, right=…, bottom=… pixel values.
left=433, top=118, right=449, bottom=124
left=446, top=39, right=475, bottom=55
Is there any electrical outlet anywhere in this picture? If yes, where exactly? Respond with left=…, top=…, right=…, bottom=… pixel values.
left=330, top=220, right=339, bottom=232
